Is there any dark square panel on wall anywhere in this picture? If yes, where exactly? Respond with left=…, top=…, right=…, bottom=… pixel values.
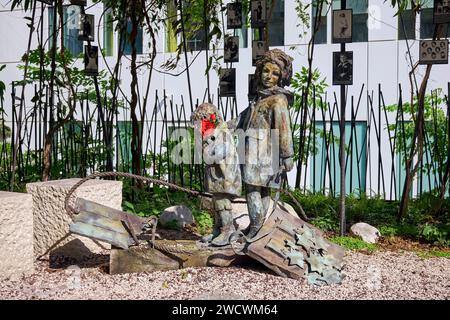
left=84, top=45, right=99, bottom=76
left=224, top=36, right=240, bottom=63
left=219, top=68, right=236, bottom=97
left=332, top=9, right=353, bottom=43
left=434, top=0, right=450, bottom=24
left=333, top=51, right=353, bottom=85
left=227, top=2, right=243, bottom=29
left=70, top=0, right=87, bottom=6
left=78, top=14, right=95, bottom=42
left=251, top=0, right=267, bottom=28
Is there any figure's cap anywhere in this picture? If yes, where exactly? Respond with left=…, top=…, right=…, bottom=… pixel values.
left=191, top=103, right=223, bottom=137
left=191, top=103, right=223, bottom=122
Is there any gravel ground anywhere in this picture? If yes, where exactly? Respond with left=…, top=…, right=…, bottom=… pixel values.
left=0, top=250, right=449, bottom=300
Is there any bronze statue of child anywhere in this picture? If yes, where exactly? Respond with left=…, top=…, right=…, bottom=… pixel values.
left=236, top=48, right=295, bottom=239
left=191, top=103, right=242, bottom=246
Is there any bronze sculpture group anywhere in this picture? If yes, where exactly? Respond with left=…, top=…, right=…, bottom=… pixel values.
left=68, top=48, right=345, bottom=285
left=190, top=50, right=345, bottom=285
left=192, top=49, right=295, bottom=246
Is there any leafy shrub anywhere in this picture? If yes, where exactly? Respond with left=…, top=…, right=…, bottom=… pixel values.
left=419, top=223, right=449, bottom=246
left=329, top=236, right=378, bottom=252
left=192, top=209, right=213, bottom=235
left=378, top=223, right=420, bottom=239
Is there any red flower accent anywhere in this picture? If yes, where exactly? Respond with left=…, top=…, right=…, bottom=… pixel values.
left=201, top=119, right=215, bottom=137
left=210, top=113, right=216, bottom=122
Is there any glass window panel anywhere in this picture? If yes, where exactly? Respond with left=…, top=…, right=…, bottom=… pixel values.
left=182, top=0, right=207, bottom=52
left=165, top=0, right=178, bottom=53
left=268, top=0, right=284, bottom=46
left=64, top=6, right=82, bottom=55
left=311, top=121, right=367, bottom=196
left=421, top=8, right=435, bottom=39
left=420, top=7, right=450, bottom=39
left=116, top=121, right=132, bottom=170
left=396, top=122, right=413, bottom=199
left=120, top=19, right=143, bottom=55
left=236, top=27, right=248, bottom=48
left=103, top=8, right=114, bottom=56
left=48, top=6, right=83, bottom=56
left=333, top=0, right=367, bottom=13
left=353, top=12, right=368, bottom=42
left=333, top=0, right=367, bottom=42
left=398, top=9, right=416, bottom=40
left=422, top=0, right=434, bottom=9
left=186, top=29, right=207, bottom=51
left=312, top=0, right=327, bottom=44
left=418, top=125, right=439, bottom=194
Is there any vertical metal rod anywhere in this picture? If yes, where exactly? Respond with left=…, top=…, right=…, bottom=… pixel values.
left=10, top=84, right=16, bottom=189
left=203, top=0, right=211, bottom=102
left=313, top=98, right=316, bottom=192
left=339, top=0, right=347, bottom=236
left=178, top=0, right=194, bottom=113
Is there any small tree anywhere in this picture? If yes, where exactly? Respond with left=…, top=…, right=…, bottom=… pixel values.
left=390, top=0, right=446, bottom=220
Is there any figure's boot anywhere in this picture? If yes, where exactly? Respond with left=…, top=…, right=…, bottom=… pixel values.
left=211, top=210, right=235, bottom=246
left=201, top=211, right=221, bottom=243
left=245, top=186, right=269, bottom=239
left=246, top=210, right=265, bottom=239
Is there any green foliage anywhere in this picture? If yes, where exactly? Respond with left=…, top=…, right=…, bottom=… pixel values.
left=283, top=190, right=340, bottom=231
left=415, top=250, right=450, bottom=259
left=294, top=0, right=311, bottom=37
left=0, top=64, right=6, bottom=104
left=330, top=236, right=379, bottom=252
left=123, top=201, right=148, bottom=218
left=0, top=142, right=40, bottom=191
left=387, top=0, right=426, bottom=15
left=420, top=223, right=449, bottom=246
left=18, top=48, right=115, bottom=105
left=0, top=123, right=11, bottom=140
left=194, top=209, right=214, bottom=235
left=379, top=223, right=420, bottom=238
left=122, top=181, right=213, bottom=235
left=345, top=193, right=398, bottom=226
left=290, top=67, right=329, bottom=163
left=282, top=190, right=449, bottom=246
left=291, top=67, right=329, bottom=110
left=385, top=89, right=448, bottom=181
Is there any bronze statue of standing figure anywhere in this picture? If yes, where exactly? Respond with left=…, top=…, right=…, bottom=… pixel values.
left=191, top=103, right=242, bottom=246
left=193, top=49, right=295, bottom=245
left=237, top=49, right=295, bottom=239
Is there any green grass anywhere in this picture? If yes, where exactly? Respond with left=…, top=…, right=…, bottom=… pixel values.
left=415, top=250, right=450, bottom=259
left=329, top=236, right=379, bottom=253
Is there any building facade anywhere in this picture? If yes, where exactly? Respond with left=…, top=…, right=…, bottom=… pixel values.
left=0, top=0, right=448, bottom=198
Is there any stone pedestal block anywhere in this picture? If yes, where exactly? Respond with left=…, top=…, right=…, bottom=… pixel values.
left=26, top=179, right=122, bottom=260
left=0, top=191, right=34, bottom=279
